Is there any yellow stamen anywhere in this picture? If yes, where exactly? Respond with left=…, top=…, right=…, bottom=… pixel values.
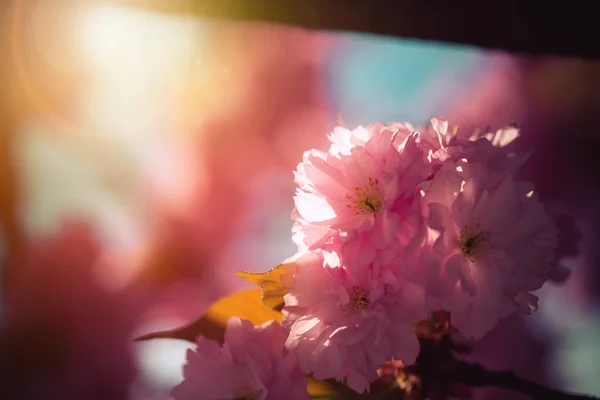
left=458, top=224, right=490, bottom=262
left=346, top=177, right=383, bottom=215
left=351, top=286, right=369, bottom=310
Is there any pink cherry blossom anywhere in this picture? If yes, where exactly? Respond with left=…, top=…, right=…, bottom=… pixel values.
left=444, top=129, right=529, bottom=192
left=413, top=117, right=453, bottom=163
left=292, top=123, right=430, bottom=251
left=415, top=119, right=526, bottom=187
left=283, top=249, right=427, bottom=394
left=172, top=318, right=309, bottom=400
left=418, top=159, right=558, bottom=339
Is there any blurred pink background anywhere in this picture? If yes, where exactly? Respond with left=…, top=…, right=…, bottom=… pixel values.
left=1, top=1, right=599, bottom=399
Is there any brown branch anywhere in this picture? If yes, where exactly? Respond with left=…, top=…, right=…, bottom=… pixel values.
left=114, top=0, right=599, bottom=60
left=405, top=333, right=600, bottom=400
left=454, top=361, right=599, bottom=400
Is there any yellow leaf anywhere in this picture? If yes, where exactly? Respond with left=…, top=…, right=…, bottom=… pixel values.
left=135, top=289, right=282, bottom=344
left=236, top=263, right=296, bottom=309
left=307, top=377, right=338, bottom=397
left=208, top=288, right=284, bottom=325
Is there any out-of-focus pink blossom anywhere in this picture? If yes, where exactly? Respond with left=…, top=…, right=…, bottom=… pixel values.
left=172, top=318, right=309, bottom=400
left=0, top=223, right=143, bottom=400
left=283, top=249, right=427, bottom=394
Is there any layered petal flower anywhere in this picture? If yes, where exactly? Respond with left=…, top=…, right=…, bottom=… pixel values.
left=172, top=318, right=309, bottom=400
left=414, top=119, right=525, bottom=184
left=413, top=117, right=453, bottom=164
left=418, top=159, right=558, bottom=339
left=283, top=250, right=427, bottom=394
left=292, top=123, right=431, bottom=250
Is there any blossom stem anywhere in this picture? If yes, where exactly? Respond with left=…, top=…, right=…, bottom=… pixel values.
left=454, top=361, right=600, bottom=400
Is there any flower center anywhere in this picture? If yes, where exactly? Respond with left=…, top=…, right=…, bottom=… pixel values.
left=346, top=177, right=383, bottom=215
left=458, top=225, right=490, bottom=262
left=350, top=286, right=369, bottom=310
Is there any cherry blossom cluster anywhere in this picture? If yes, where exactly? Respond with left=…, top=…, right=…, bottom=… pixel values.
left=174, top=119, right=565, bottom=399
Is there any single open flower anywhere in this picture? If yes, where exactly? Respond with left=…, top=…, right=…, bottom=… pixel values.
left=283, top=249, right=427, bottom=394
left=292, top=123, right=431, bottom=251
left=418, top=159, right=558, bottom=339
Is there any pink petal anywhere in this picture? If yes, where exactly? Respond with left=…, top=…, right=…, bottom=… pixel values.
left=294, top=192, right=336, bottom=222
left=514, top=292, right=539, bottom=314
left=428, top=203, right=459, bottom=255
left=491, top=126, right=519, bottom=147
left=446, top=254, right=477, bottom=297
